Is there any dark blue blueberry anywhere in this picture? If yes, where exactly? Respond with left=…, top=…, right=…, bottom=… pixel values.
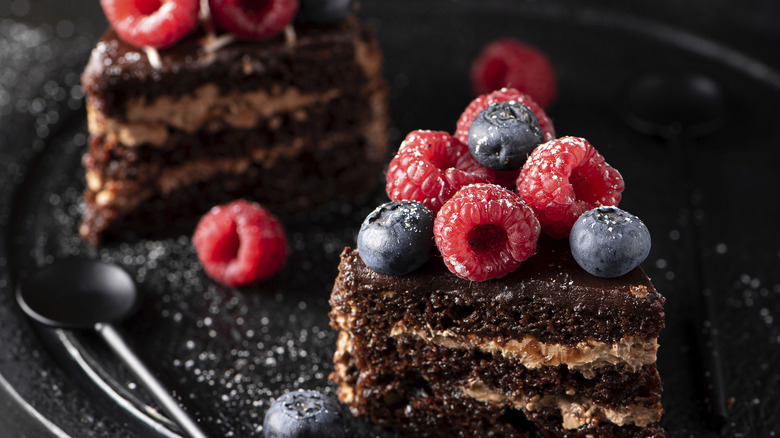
left=357, top=200, right=435, bottom=276
left=263, top=390, right=345, bottom=438
left=569, top=206, right=651, bottom=278
left=467, top=101, right=544, bottom=171
left=296, top=0, right=353, bottom=25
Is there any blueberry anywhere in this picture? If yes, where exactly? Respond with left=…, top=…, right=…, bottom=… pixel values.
left=569, top=206, right=651, bottom=278
left=467, top=101, right=544, bottom=171
left=263, top=390, right=345, bottom=438
left=296, top=0, right=353, bottom=25
left=357, top=200, right=435, bottom=276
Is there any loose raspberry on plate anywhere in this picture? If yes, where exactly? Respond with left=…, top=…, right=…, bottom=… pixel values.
left=386, top=130, right=491, bottom=213
left=209, top=0, right=298, bottom=40
left=434, top=183, right=540, bottom=281
left=470, top=38, right=558, bottom=109
left=192, top=200, right=288, bottom=287
left=516, top=136, right=624, bottom=239
left=100, top=0, right=200, bottom=49
left=455, top=88, right=556, bottom=146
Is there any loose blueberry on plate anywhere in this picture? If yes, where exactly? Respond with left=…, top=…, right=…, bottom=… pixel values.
left=263, top=389, right=344, bottom=438
left=357, top=200, right=435, bottom=276
left=297, top=0, right=352, bottom=25
left=467, top=101, right=544, bottom=171
left=569, top=206, right=651, bottom=278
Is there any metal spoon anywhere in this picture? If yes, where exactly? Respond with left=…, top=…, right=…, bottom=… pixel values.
left=16, top=258, right=209, bottom=438
left=618, top=70, right=728, bottom=430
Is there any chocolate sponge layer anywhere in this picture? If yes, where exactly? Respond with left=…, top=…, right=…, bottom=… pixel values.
left=331, top=240, right=665, bottom=345
left=329, top=242, right=665, bottom=437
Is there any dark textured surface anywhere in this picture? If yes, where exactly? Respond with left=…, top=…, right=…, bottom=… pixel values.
left=0, top=1, right=779, bottom=437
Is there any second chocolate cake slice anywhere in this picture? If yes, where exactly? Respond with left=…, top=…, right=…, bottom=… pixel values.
left=329, top=236, right=665, bottom=437
left=80, top=15, right=388, bottom=244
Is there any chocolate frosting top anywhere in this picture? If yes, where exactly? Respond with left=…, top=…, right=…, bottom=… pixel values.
left=81, top=16, right=371, bottom=117
left=333, top=236, right=665, bottom=344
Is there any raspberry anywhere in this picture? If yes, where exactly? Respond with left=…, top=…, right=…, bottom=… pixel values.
left=209, top=0, right=298, bottom=40
left=386, top=130, right=491, bottom=213
left=192, top=200, right=288, bottom=287
left=100, top=0, right=200, bottom=49
left=456, top=88, right=556, bottom=146
left=470, top=38, right=558, bottom=109
left=434, top=184, right=540, bottom=281
left=516, top=136, right=624, bottom=239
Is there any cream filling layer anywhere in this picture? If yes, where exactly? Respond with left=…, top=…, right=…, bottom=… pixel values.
left=88, top=86, right=342, bottom=148
left=331, top=325, right=660, bottom=431
left=85, top=110, right=387, bottom=211
left=390, top=321, right=658, bottom=378
left=461, top=379, right=660, bottom=429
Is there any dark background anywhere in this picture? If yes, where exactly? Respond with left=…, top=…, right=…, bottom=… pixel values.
left=1, top=0, right=779, bottom=437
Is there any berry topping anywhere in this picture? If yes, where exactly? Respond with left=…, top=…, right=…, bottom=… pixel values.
left=357, top=200, right=435, bottom=276
left=263, top=389, right=345, bottom=438
left=467, top=101, right=544, bottom=171
left=386, top=130, right=492, bottom=213
left=296, top=0, right=352, bottom=25
left=456, top=87, right=555, bottom=147
left=470, top=38, right=558, bottom=109
left=434, top=184, right=540, bottom=281
left=209, top=0, right=298, bottom=40
left=100, top=0, right=200, bottom=49
left=192, top=200, right=287, bottom=287
left=569, top=206, right=651, bottom=278
left=516, top=136, right=624, bottom=239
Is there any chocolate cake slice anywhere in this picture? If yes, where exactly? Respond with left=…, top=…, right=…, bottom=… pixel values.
left=80, top=16, right=388, bottom=244
left=329, top=237, right=665, bottom=437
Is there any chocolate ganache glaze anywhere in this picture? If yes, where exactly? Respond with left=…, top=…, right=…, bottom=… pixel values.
left=332, top=236, right=665, bottom=345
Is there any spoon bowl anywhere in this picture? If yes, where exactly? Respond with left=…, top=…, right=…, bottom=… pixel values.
left=17, top=258, right=139, bottom=329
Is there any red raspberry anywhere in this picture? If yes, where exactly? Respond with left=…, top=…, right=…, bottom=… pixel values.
left=100, top=0, right=200, bottom=49
left=516, top=136, right=624, bottom=239
left=386, top=130, right=491, bottom=213
left=209, top=0, right=298, bottom=40
left=192, top=200, right=288, bottom=287
left=470, top=38, right=558, bottom=109
left=434, top=184, right=540, bottom=281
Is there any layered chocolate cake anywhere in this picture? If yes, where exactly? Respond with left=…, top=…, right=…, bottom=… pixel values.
left=80, top=11, right=388, bottom=244
left=329, top=87, right=664, bottom=436
left=330, top=238, right=665, bottom=437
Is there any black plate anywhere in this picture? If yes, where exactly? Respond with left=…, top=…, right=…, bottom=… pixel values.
left=2, top=1, right=780, bottom=437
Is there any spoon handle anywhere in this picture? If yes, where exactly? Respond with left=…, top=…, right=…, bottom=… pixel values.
left=96, top=323, right=209, bottom=438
